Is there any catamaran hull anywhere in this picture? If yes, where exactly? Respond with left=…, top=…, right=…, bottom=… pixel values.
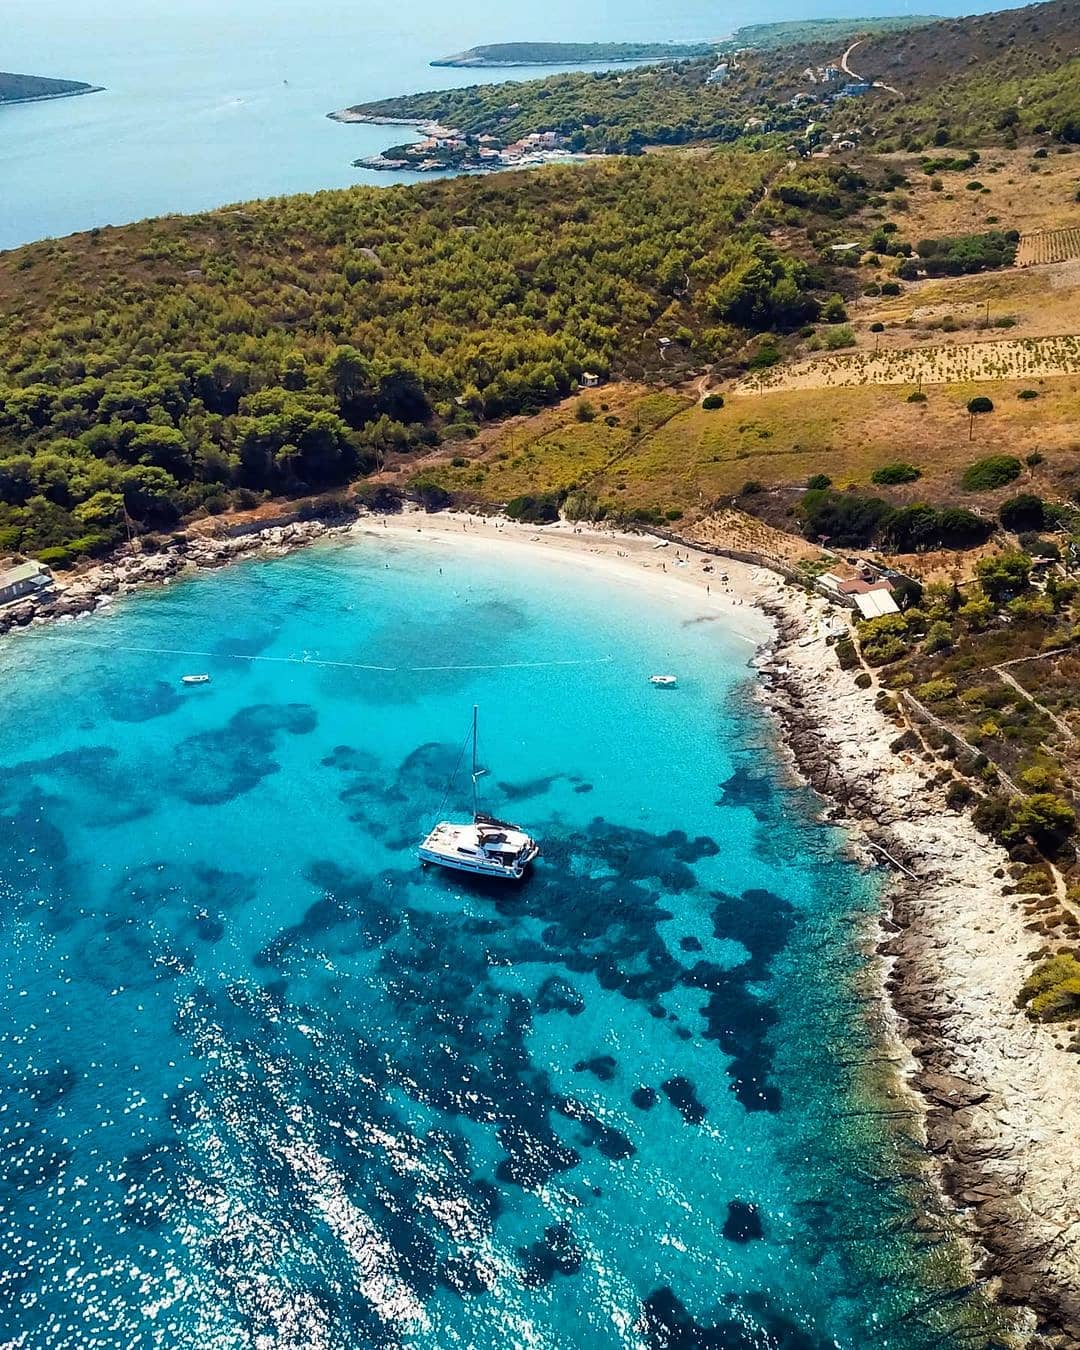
left=418, top=844, right=538, bottom=880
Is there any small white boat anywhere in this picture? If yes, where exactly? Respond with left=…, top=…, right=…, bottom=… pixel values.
left=419, top=706, right=539, bottom=881
left=650, top=674, right=678, bottom=687
left=181, top=673, right=211, bottom=685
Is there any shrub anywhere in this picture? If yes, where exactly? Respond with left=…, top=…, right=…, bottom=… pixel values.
left=916, top=677, right=957, bottom=703
left=907, top=390, right=927, bottom=403
left=806, top=473, right=831, bottom=490
left=961, top=454, right=1021, bottom=490
left=945, top=779, right=973, bottom=810
left=799, top=488, right=891, bottom=546
left=358, top=483, right=404, bottom=514
left=823, top=325, right=856, bottom=350
left=923, top=620, right=954, bottom=653
left=967, top=396, right=994, bottom=415
left=976, top=550, right=1031, bottom=601
left=575, top=399, right=596, bottom=422
left=882, top=503, right=991, bottom=551
left=1026, top=451, right=1044, bottom=467
left=1017, top=532, right=1059, bottom=560
left=701, top=393, right=725, bottom=410
left=854, top=672, right=872, bottom=690
left=880, top=280, right=902, bottom=296
left=1017, top=389, right=1040, bottom=401
left=1018, top=954, right=1080, bottom=1022
left=36, top=545, right=72, bottom=568
left=871, top=461, right=921, bottom=485
left=747, top=342, right=781, bottom=371
left=976, top=791, right=1076, bottom=849
left=858, top=612, right=911, bottom=665
left=740, top=479, right=764, bottom=496
left=999, top=493, right=1045, bottom=531
left=822, top=294, right=848, bottom=323
left=411, top=476, right=452, bottom=512
left=506, top=492, right=562, bottom=524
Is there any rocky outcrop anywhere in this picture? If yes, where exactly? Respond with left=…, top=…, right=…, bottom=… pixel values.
left=0, top=517, right=353, bottom=635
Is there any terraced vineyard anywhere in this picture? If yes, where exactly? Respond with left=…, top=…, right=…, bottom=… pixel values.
left=732, top=335, right=1080, bottom=394
left=1017, top=227, right=1080, bottom=266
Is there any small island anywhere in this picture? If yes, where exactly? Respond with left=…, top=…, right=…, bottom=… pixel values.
left=0, top=71, right=103, bottom=105
left=431, top=41, right=718, bottom=68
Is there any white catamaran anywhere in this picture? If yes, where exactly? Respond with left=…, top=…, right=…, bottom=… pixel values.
left=418, top=706, right=539, bottom=881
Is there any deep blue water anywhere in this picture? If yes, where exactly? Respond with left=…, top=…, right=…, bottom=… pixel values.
left=0, top=535, right=1006, bottom=1347
left=2, top=0, right=1029, bottom=249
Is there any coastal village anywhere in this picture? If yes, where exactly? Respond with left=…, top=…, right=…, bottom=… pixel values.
left=348, top=41, right=882, bottom=174
left=355, top=122, right=583, bottom=174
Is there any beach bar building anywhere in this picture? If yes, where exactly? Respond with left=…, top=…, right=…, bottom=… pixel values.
left=0, top=560, right=54, bottom=607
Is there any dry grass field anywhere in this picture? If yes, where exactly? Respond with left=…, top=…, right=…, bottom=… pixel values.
left=420, top=373, right=1080, bottom=518
left=876, top=147, right=1080, bottom=239
left=854, top=261, right=1080, bottom=345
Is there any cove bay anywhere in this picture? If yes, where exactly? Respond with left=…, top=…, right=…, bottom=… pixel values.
left=3, top=0, right=997, bottom=251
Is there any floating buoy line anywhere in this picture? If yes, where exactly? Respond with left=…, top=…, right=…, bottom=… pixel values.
left=46, top=634, right=614, bottom=675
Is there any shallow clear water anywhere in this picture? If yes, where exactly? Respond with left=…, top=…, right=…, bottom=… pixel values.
left=0, top=535, right=1004, bottom=1348
left=2, top=0, right=1023, bottom=249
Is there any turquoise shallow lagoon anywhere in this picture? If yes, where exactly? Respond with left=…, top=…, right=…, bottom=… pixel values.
left=0, top=534, right=1003, bottom=1347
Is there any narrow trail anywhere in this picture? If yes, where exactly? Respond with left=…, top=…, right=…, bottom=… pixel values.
left=840, top=38, right=864, bottom=78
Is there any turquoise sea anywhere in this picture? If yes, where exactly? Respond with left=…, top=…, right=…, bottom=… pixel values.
left=2, top=0, right=1025, bottom=250
left=0, top=534, right=1006, bottom=1347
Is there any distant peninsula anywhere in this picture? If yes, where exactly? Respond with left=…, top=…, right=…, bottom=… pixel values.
left=430, top=18, right=940, bottom=67
left=0, top=72, right=103, bottom=105
left=431, top=41, right=718, bottom=68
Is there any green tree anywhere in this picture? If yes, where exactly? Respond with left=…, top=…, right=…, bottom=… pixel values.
left=976, top=550, right=1031, bottom=602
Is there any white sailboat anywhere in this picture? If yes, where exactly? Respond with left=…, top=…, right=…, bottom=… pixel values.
left=418, top=706, right=539, bottom=881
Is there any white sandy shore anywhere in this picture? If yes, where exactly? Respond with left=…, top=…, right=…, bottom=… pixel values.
left=356, top=511, right=774, bottom=646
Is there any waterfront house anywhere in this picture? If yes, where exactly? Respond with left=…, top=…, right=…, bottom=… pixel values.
left=0, top=559, right=54, bottom=607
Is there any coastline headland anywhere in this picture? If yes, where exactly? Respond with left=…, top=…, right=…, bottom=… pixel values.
left=429, top=41, right=719, bottom=68
left=0, top=72, right=103, bottom=105
left=2, top=504, right=1079, bottom=1338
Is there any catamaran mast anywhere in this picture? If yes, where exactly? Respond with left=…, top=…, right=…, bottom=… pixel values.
left=471, top=704, right=479, bottom=820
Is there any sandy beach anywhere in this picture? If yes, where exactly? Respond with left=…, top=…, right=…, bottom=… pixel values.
left=356, top=511, right=775, bottom=646
left=3, top=503, right=1079, bottom=1340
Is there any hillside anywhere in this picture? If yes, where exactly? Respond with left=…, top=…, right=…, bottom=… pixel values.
left=0, top=152, right=872, bottom=561
left=833, top=0, right=1080, bottom=146
left=0, top=72, right=100, bottom=104
left=339, top=0, right=1080, bottom=155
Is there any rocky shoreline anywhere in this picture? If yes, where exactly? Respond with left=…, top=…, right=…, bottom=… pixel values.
left=0, top=515, right=352, bottom=636
left=756, top=593, right=1080, bottom=1347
